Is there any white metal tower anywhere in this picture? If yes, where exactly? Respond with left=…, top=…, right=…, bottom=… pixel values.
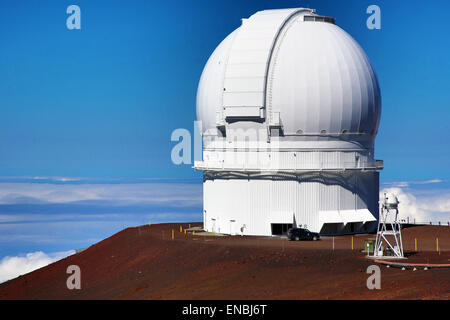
left=373, top=193, right=404, bottom=258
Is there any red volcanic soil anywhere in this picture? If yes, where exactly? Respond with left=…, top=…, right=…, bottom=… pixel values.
left=0, top=223, right=449, bottom=300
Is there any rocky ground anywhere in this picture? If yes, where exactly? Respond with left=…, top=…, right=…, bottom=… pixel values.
left=0, top=223, right=448, bottom=299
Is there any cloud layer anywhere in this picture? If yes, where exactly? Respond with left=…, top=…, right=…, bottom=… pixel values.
left=381, top=179, right=450, bottom=224
left=0, top=181, right=202, bottom=206
left=0, top=178, right=203, bottom=261
left=0, top=250, right=75, bottom=283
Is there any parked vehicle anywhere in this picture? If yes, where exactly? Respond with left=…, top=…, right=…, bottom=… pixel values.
left=287, top=228, right=320, bottom=241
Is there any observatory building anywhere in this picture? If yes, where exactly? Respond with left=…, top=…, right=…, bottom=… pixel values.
left=194, top=8, right=383, bottom=236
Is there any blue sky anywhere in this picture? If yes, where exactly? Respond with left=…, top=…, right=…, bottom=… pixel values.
left=0, top=0, right=449, bottom=180
left=0, top=0, right=449, bottom=281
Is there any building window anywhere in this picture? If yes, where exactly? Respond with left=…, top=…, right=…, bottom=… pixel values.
left=303, top=15, right=335, bottom=24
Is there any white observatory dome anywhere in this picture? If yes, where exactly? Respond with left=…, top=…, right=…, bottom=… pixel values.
left=195, top=8, right=383, bottom=237
left=197, top=8, right=381, bottom=146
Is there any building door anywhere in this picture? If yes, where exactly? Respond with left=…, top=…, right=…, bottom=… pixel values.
left=271, top=223, right=293, bottom=236
left=230, top=219, right=236, bottom=235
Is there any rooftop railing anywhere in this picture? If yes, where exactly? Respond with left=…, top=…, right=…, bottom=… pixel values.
left=194, top=159, right=384, bottom=172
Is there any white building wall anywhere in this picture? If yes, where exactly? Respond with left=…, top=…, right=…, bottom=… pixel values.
left=203, top=171, right=379, bottom=236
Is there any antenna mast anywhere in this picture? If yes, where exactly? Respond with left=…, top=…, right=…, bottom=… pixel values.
left=373, top=193, right=404, bottom=258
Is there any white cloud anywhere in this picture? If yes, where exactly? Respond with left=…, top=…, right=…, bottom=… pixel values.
left=417, top=179, right=443, bottom=184
left=382, top=179, right=444, bottom=188
left=0, top=182, right=202, bottom=205
left=31, top=176, right=82, bottom=182
left=380, top=186, right=450, bottom=224
left=0, top=250, right=75, bottom=283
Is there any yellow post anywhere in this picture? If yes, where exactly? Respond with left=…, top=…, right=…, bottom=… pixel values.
left=437, top=238, right=439, bottom=253
left=184, top=229, right=186, bottom=234
left=333, top=237, right=335, bottom=250
left=172, top=229, right=174, bottom=240
left=189, top=224, right=191, bottom=229
left=351, top=236, right=354, bottom=250
left=180, top=225, right=182, bottom=233
left=193, top=231, right=195, bottom=236
left=415, top=238, right=417, bottom=252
